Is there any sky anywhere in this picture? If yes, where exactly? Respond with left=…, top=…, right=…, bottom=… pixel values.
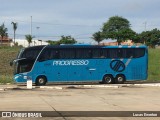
left=1, top=0, right=160, bottom=43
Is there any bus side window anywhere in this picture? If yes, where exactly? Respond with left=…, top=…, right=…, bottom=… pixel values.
left=76, top=49, right=92, bottom=59
left=92, top=49, right=105, bottom=58
left=38, top=48, right=54, bottom=61
left=134, top=48, right=145, bottom=58
left=117, top=49, right=123, bottom=58
left=59, top=49, right=75, bottom=59
left=50, top=49, right=59, bottom=59
left=38, top=50, right=49, bottom=61
left=126, top=49, right=134, bottom=58
left=101, top=49, right=108, bottom=58
left=92, top=49, right=100, bottom=58
left=108, top=49, right=118, bottom=58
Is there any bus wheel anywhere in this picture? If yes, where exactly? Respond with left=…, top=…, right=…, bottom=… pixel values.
left=102, top=75, right=114, bottom=84
left=36, top=76, right=47, bottom=86
left=115, top=74, right=125, bottom=84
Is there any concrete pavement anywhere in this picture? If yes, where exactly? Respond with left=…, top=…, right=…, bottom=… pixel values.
left=0, top=83, right=160, bottom=120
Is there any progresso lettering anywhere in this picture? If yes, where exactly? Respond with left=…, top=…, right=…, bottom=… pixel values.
left=53, top=60, right=89, bottom=66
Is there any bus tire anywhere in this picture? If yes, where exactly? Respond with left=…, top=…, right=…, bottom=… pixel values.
left=115, top=74, right=125, bottom=84
left=102, top=75, right=114, bottom=84
left=36, top=76, right=47, bottom=86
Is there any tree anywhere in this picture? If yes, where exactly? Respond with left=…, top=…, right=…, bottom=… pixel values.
left=59, top=35, right=77, bottom=44
left=119, top=28, right=138, bottom=43
left=11, top=22, right=18, bottom=45
left=92, top=31, right=104, bottom=44
left=139, top=28, right=160, bottom=48
left=47, top=36, right=77, bottom=45
left=25, top=34, right=34, bottom=46
left=0, top=23, right=8, bottom=44
left=102, top=16, right=136, bottom=45
left=47, top=40, right=59, bottom=45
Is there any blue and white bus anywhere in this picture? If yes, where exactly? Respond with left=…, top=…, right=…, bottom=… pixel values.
left=11, top=45, right=148, bottom=86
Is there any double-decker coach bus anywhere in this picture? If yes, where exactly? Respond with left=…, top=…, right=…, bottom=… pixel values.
left=11, top=45, right=148, bottom=86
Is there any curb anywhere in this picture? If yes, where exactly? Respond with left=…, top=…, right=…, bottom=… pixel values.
left=0, top=88, right=4, bottom=91
left=39, top=86, right=63, bottom=90
left=1, top=83, right=160, bottom=90
left=74, top=85, right=120, bottom=88
left=134, top=83, right=160, bottom=87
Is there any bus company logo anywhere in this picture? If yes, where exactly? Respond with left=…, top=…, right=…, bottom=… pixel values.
left=110, top=60, right=125, bottom=72
left=53, top=60, right=89, bottom=66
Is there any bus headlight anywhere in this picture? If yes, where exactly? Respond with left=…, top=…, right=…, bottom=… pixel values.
left=14, top=75, right=23, bottom=80
left=24, top=76, right=27, bottom=79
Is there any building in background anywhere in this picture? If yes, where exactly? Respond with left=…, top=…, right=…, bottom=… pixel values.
left=10, top=39, right=49, bottom=47
left=0, top=37, right=12, bottom=46
left=100, top=40, right=133, bottom=46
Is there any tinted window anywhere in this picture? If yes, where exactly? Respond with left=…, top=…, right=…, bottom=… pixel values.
left=59, top=49, right=75, bottom=59
left=92, top=49, right=100, bottom=58
left=76, top=49, right=92, bottom=59
left=106, top=48, right=145, bottom=58
left=37, top=47, right=145, bottom=61
left=125, top=49, right=134, bottom=58
left=21, top=49, right=41, bottom=60
left=122, top=48, right=145, bottom=58
left=107, top=49, right=123, bottom=58
left=92, top=49, right=108, bottom=58
left=134, top=48, right=145, bottom=58
left=38, top=48, right=59, bottom=61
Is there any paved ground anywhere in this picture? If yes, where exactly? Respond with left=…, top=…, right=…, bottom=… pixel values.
left=0, top=83, right=160, bottom=120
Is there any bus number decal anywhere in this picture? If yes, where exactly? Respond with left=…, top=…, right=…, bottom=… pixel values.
left=53, top=60, right=89, bottom=66
left=110, top=60, right=125, bottom=72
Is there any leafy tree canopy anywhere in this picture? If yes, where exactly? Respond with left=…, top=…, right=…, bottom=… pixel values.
left=25, top=34, right=34, bottom=46
left=102, top=16, right=136, bottom=44
left=59, top=35, right=77, bottom=44
left=47, top=35, right=77, bottom=45
left=92, top=31, right=104, bottom=44
left=0, top=23, right=8, bottom=38
left=139, top=28, right=160, bottom=48
left=47, top=40, right=59, bottom=45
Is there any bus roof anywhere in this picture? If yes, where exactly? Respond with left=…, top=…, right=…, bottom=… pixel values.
left=23, top=45, right=147, bottom=50
left=45, top=45, right=147, bottom=49
left=23, top=45, right=45, bottom=50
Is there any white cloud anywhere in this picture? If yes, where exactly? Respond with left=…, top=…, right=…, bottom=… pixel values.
left=0, top=0, right=160, bottom=43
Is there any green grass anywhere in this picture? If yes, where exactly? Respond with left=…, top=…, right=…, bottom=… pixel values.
left=0, top=46, right=21, bottom=84
left=148, top=48, right=160, bottom=81
left=0, top=46, right=159, bottom=84
left=0, top=75, right=14, bottom=84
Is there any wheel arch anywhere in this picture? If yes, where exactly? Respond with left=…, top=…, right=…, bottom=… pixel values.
left=35, top=75, right=48, bottom=83
left=102, top=74, right=114, bottom=84
left=115, top=74, right=126, bottom=84
left=115, top=74, right=126, bottom=81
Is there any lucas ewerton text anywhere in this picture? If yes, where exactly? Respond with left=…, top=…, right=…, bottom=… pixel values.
left=133, top=112, right=158, bottom=117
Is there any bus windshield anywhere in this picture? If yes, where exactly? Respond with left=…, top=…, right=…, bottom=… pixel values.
left=14, top=59, right=35, bottom=74
left=12, top=46, right=45, bottom=74
left=18, top=48, right=42, bottom=60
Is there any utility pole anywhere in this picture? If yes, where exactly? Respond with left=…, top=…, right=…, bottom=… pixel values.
left=30, top=16, right=32, bottom=36
left=144, top=21, right=147, bottom=31
left=144, top=21, right=147, bottom=44
left=36, top=26, right=40, bottom=40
